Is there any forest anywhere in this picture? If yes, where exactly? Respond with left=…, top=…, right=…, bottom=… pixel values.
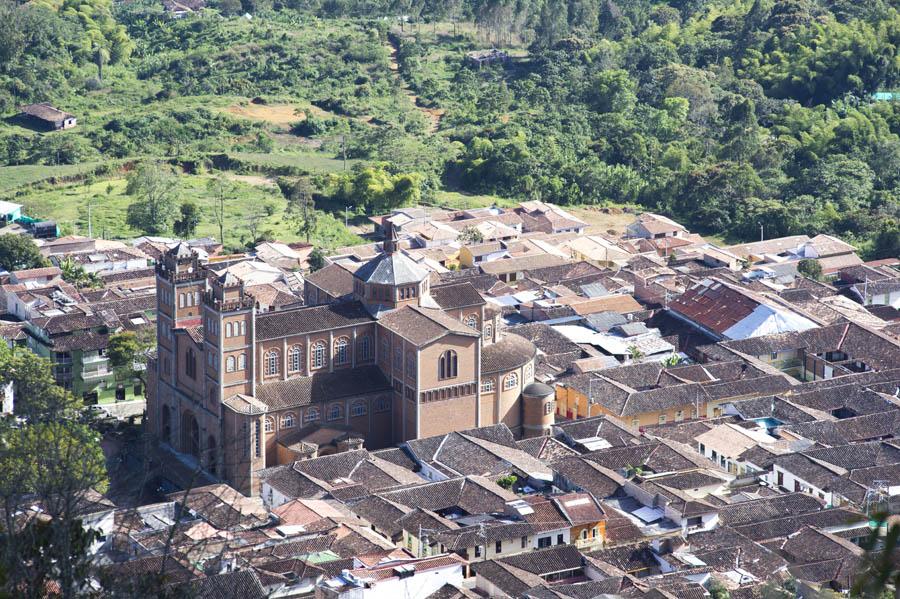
left=0, top=0, right=898, bottom=258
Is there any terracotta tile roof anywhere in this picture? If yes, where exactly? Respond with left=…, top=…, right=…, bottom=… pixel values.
left=379, top=304, right=479, bottom=346
left=304, top=263, right=355, bottom=297
left=480, top=333, right=536, bottom=374
left=255, top=301, right=374, bottom=340
left=430, top=282, right=485, bottom=310
left=254, top=366, right=391, bottom=410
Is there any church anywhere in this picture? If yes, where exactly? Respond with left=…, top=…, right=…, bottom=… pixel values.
left=146, top=227, right=540, bottom=495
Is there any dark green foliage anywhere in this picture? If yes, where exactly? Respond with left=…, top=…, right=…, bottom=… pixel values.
left=0, top=235, right=47, bottom=272
left=173, top=201, right=200, bottom=237
left=797, top=258, right=823, bottom=280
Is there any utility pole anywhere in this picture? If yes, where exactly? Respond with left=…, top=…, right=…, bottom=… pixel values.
left=759, top=223, right=764, bottom=242
left=345, top=205, right=353, bottom=228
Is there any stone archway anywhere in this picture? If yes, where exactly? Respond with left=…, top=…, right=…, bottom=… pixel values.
left=181, top=410, right=200, bottom=459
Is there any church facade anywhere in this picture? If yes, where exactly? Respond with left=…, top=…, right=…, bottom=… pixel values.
left=146, top=230, right=538, bottom=495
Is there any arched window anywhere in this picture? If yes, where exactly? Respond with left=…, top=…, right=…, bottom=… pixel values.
left=226, top=322, right=233, bottom=338
left=238, top=354, right=246, bottom=371
left=465, top=314, right=478, bottom=329
left=207, top=435, right=217, bottom=475
left=226, top=356, right=235, bottom=373
left=481, top=379, right=495, bottom=393
left=310, top=341, right=326, bottom=370
left=393, top=347, right=402, bottom=370
left=162, top=405, right=171, bottom=443
left=264, top=417, right=274, bottom=433
left=484, top=324, right=493, bottom=339
left=350, top=402, right=367, bottom=417
left=503, top=372, right=519, bottom=391
left=358, top=336, right=372, bottom=361
left=265, top=350, right=280, bottom=376
left=524, top=363, right=533, bottom=379
left=288, top=345, right=303, bottom=373
left=305, top=407, right=320, bottom=422
left=327, top=404, right=343, bottom=421
left=179, top=293, right=185, bottom=308
left=374, top=397, right=390, bottom=413
left=439, top=350, right=458, bottom=380
left=239, top=322, right=246, bottom=336
left=281, top=412, right=296, bottom=428
left=334, top=337, right=350, bottom=365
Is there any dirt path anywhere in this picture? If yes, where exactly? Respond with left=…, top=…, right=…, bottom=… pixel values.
left=386, top=36, right=443, bottom=134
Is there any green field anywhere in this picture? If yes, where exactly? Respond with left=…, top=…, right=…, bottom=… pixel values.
left=0, top=163, right=110, bottom=193
left=15, top=173, right=361, bottom=250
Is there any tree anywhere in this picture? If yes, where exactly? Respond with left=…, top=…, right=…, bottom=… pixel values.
left=797, top=258, right=823, bottom=281
left=458, top=226, right=484, bottom=244
left=107, top=329, right=154, bottom=386
left=283, top=178, right=317, bottom=244
left=125, top=163, right=180, bottom=235
left=0, top=345, right=77, bottom=422
left=173, top=202, right=200, bottom=238
left=308, top=248, right=327, bottom=272
left=708, top=579, right=731, bottom=599
left=94, top=44, right=109, bottom=81
left=0, top=235, right=47, bottom=272
left=206, top=178, right=235, bottom=247
left=59, top=257, right=101, bottom=290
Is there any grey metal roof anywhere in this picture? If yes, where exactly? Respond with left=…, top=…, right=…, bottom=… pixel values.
left=352, top=251, right=428, bottom=285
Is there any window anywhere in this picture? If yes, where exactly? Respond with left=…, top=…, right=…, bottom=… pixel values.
left=675, top=410, right=683, bottom=421
left=658, top=414, right=666, bottom=425
left=771, top=351, right=779, bottom=360
left=264, top=417, right=274, bottom=433
left=591, top=527, right=597, bottom=538
left=265, top=350, right=280, bottom=376
left=311, top=341, right=326, bottom=370
left=556, top=534, right=564, bottom=545
left=374, top=397, right=390, bottom=413
left=474, top=546, right=481, bottom=558
left=328, top=404, right=343, bottom=421
left=381, top=338, right=389, bottom=362
left=240, top=321, right=246, bottom=336
left=358, top=335, right=372, bottom=361
left=521, top=536, right=527, bottom=549
left=690, top=406, right=698, bottom=419
left=306, top=407, right=320, bottom=422
left=465, top=314, right=478, bottom=329
left=544, top=401, right=554, bottom=415
left=179, top=293, right=185, bottom=308
left=351, top=402, right=367, bottom=417
left=226, top=322, right=233, bottom=338
left=524, top=363, right=533, bottom=379
left=288, top=345, right=303, bottom=373
left=281, top=413, right=296, bottom=428
left=632, top=418, right=639, bottom=427
left=407, top=353, right=416, bottom=380
left=484, top=324, right=493, bottom=339
left=481, top=379, right=495, bottom=393
left=226, top=356, right=235, bottom=373
left=495, top=541, right=502, bottom=553
left=538, top=537, right=552, bottom=549
left=209, top=387, right=216, bottom=404
left=254, top=420, right=261, bottom=458
left=334, top=337, right=350, bottom=365
left=581, top=530, right=588, bottom=540
left=439, top=350, right=458, bottom=379
left=238, top=354, right=246, bottom=371
left=503, top=372, right=518, bottom=391
left=393, top=347, right=402, bottom=371
left=185, top=349, right=196, bottom=379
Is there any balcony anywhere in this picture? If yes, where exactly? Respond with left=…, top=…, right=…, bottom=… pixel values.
left=82, top=353, right=109, bottom=365
left=81, top=368, right=111, bottom=381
